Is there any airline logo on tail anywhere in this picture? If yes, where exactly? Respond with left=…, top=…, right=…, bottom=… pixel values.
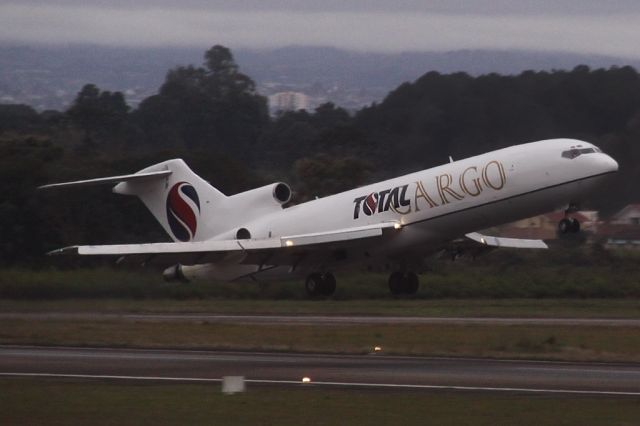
left=166, top=182, right=200, bottom=241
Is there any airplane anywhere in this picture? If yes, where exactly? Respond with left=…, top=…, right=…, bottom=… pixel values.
left=40, top=138, right=618, bottom=297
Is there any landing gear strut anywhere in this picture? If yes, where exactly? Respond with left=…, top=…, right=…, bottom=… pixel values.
left=388, top=271, right=419, bottom=296
left=558, top=217, right=580, bottom=234
left=305, top=272, right=336, bottom=297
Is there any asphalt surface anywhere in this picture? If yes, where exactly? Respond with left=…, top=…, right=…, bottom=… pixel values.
left=2, top=312, right=640, bottom=326
left=2, top=345, right=640, bottom=396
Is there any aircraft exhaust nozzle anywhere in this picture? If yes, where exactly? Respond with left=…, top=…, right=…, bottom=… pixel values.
left=162, top=264, right=189, bottom=283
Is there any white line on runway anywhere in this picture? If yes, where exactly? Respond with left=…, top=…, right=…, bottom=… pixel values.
left=2, top=372, right=640, bottom=397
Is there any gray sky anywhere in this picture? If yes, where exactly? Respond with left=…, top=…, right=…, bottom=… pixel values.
left=2, top=1, right=640, bottom=58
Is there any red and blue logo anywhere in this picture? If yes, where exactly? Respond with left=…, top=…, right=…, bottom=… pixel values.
left=166, top=182, right=200, bottom=242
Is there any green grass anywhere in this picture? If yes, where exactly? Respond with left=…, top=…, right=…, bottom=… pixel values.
left=3, top=319, right=640, bottom=361
left=3, top=298, right=640, bottom=318
left=2, top=378, right=639, bottom=426
left=3, top=247, right=640, bottom=300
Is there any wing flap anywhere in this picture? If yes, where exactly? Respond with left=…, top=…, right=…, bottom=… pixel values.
left=280, top=222, right=396, bottom=247
left=465, top=232, right=548, bottom=249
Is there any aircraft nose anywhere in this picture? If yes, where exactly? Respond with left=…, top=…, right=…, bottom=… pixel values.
left=600, top=154, right=619, bottom=173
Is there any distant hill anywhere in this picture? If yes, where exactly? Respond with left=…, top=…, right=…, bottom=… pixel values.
left=1, top=44, right=638, bottom=110
left=236, top=47, right=640, bottom=87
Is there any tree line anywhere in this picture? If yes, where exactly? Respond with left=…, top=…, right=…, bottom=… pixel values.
left=1, top=45, right=640, bottom=265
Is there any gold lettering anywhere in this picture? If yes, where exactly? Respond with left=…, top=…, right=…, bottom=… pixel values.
left=459, top=166, right=482, bottom=196
left=413, top=180, right=438, bottom=211
left=390, top=203, right=412, bottom=215
left=437, top=173, right=465, bottom=204
left=482, top=160, right=506, bottom=190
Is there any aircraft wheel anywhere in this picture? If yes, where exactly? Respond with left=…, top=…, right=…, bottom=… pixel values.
left=320, top=272, right=336, bottom=296
left=570, top=218, right=580, bottom=233
left=403, top=272, right=419, bottom=295
left=305, top=273, right=324, bottom=297
left=557, top=218, right=572, bottom=234
left=388, top=271, right=405, bottom=295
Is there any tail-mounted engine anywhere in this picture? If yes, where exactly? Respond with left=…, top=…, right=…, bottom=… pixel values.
left=228, top=182, right=292, bottom=208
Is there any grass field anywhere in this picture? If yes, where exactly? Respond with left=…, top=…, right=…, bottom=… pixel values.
left=3, top=298, right=640, bottom=318
left=2, top=318, right=640, bottom=361
left=3, top=296, right=640, bottom=361
left=3, top=247, right=640, bottom=301
left=2, top=378, right=639, bottom=426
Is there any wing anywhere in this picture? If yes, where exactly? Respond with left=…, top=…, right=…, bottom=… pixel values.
left=48, top=222, right=402, bottom=267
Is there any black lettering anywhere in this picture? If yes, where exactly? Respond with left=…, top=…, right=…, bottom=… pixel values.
left=353, top=196, right=366, bottom=219
left=377, top=189, right=391, bottom=213
left=385, top=187, right=399, bottom=211
left=399, top=185, right=411, bottom=207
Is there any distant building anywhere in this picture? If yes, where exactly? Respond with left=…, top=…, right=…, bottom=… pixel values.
left=490, top=205, right=640, bottom=249
left=599, top=204, right=640, bottom=249
left=496, top=211, right=594, bottom=240
left=609, top=204, right=640, bottom=225
left=269, top=92, right=309, bottom=113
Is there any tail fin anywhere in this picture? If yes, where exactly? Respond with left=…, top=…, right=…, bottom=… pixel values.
left=113, top=159, right=226, bottom=242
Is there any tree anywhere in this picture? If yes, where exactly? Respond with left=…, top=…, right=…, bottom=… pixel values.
left=293, top=154, right=372, bottom=201
left=0, top=137, right=62, bottom=264
left=67, top=84, right=130, bottom=143
left=135, top=45, right=268, bottom=154
left=0, top=104, right=42, bottom=132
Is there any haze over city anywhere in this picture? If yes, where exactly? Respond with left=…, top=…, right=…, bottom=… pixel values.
left=2, top=0, right=640, bottom=58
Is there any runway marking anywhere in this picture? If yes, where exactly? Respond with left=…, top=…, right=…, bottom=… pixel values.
left=2, top=372, right=640, bottom=397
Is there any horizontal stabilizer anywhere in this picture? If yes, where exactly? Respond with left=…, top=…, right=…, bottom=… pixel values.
left=465, top=232, right=548, bottom=249
left=38, top=170, right=172, bottom=190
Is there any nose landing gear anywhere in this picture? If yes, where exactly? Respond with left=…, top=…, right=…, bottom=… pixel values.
left=558, top=203, right=581, bottom=235
left=558, top=217, right=580, bottom=234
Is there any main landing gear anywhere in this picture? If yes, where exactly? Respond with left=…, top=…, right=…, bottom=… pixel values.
left=558, top=204, right=581, bottom=235
left=305, top=271, right=420, bottom=297
left=558, top=217, right=580, bottom=234
left=305, top=272, right=337, bottom=297
left=388, top=271, right=419, bottom=296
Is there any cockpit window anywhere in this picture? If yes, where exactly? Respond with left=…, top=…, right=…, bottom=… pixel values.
left=561, top=147, right=597, bottom=159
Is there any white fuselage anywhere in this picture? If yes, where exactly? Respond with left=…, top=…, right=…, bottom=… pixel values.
left=185, top=139, right=618, bottom=281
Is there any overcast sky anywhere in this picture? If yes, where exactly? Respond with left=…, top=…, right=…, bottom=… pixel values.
left=2, top=1, right=640, bottom=58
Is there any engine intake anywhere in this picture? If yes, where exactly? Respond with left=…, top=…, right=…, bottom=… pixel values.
left=273, top=182, right=292, bottom=204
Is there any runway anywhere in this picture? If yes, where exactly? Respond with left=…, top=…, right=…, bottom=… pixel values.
left=2, top=312, right=640, bottom=326
left=2, top=345, right=640, bottom=396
